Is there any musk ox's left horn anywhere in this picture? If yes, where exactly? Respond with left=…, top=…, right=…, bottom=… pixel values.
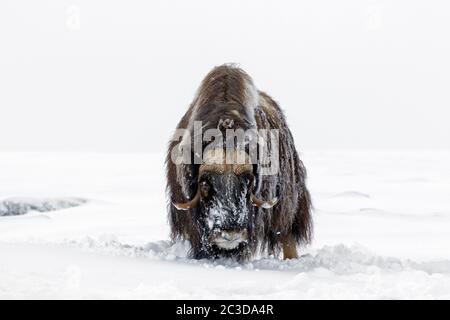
left=173, top=191, right=200, bottom=211
left=250, top=193, right=279, bottom=209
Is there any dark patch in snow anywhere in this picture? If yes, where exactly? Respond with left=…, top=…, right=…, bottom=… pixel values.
left=0, top=197, right=88, bottom=217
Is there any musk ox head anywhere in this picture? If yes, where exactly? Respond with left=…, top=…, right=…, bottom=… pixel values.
left=173, top=148, right=278, bottom=256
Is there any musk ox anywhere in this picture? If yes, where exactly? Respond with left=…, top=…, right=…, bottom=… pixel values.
left=166, top=64, right=312, bottom=261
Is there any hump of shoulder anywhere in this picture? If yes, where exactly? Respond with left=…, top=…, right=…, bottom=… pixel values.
left=194, top=64, right=260, bottom=126
left=255, top=90, right=286, bottom=130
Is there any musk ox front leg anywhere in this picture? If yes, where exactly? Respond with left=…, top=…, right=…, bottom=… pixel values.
left=282, top=234, right=299, bottom=260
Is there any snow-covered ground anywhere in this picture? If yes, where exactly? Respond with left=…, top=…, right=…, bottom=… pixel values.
left=1, top=150, right=449, bottom=299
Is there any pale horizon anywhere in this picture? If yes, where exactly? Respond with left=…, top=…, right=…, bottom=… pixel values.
left=1, top=0, right=449, bottom=152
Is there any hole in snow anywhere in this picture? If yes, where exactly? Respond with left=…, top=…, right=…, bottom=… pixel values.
left=0, top=197, right=88, bottom=217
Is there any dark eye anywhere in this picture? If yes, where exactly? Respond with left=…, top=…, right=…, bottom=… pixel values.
left=200, top=180, right=211, bottom=198
left=242, top=172, right=254, bottom=187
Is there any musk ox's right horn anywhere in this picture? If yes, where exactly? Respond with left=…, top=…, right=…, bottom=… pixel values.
left=173, top=191, right=200, bottom=211
left=250, top=193, right=279, bottom=209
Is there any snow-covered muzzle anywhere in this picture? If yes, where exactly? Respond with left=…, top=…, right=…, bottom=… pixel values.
left=199, top=171, right=252, bottom=252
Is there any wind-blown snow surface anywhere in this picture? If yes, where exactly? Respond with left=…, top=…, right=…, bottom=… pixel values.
left=0, top=150, right=450, bottom=299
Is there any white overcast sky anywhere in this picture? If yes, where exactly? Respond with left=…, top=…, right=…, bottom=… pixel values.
left=1, top=0, right=449, bottom=152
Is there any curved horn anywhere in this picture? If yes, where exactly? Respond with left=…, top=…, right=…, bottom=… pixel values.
left=250, top=193, right=279, bottom=209
left=173, top=191, right=200, bottom=211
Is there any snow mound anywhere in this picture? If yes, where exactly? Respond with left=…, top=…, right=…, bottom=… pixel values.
left=0, top=197, right=88, bottom=217
left=63, top=236, right=190, bottom=260
left=61, top=237, right=450, bottom=276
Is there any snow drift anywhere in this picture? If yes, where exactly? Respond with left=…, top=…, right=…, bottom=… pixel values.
left=0, top=151, right=449, bottom=299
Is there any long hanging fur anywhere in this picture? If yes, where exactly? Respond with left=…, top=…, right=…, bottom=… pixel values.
left=165, top=64, right=312, bottom=259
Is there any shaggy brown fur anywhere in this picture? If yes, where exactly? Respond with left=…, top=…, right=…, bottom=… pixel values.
left=165, top=64, right=312, bottom=260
